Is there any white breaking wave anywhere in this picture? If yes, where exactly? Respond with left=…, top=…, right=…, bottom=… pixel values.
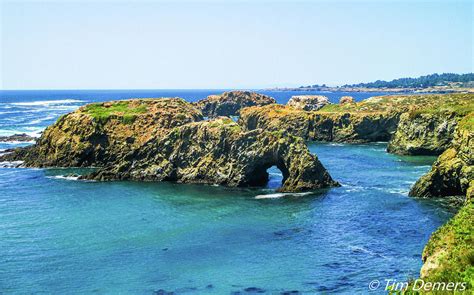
left=255, top=192, right=312, bottom=199
left=10, top=99, right=85, bottom=106
left=47, top=175, right=80, bottom=181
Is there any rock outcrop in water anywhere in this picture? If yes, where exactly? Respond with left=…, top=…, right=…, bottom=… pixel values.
left=84, top=117, right=338, bottom=192
left=287, top=95, right=330, bottom=111
left=0, top=97, right=337, bottom=192
left=0, top=133, right=37, bottom=142
left=194, top=91, right=276, bottom=118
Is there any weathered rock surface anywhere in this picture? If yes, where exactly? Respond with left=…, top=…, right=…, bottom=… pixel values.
left=339, top=96, right=355, bottom=105
left=287, top=95, right=330, bottom=111
left=387, top=112, right=459, bottom=155
left=84, top=117, right=338, bottom=192
left=0, top=98, right=203, bottom=167
left=409, top=114, right=473, bottom=199
left=194, top=91, right=275, bottom=118
left=0, top=133, right=37, bottom=142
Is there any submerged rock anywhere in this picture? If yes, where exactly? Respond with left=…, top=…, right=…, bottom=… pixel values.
left=194, top=91, right=275, bottom=118
left=287, top=95, right=330, bottom=111
left=84, top=117, right=338, bottom=192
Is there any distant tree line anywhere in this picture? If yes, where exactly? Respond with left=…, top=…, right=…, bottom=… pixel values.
left=344, top=73, right=474, bottom=88
left=298, top=73, right=474, bottom=89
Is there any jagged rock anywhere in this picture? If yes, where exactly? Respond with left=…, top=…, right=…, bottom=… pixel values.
left=339, top=96, right=355, bottom=105
left=409, top=114, right=473, bottom=199
left=287, top=95, right=330, bottom=111
left=194, top=91, right=275, bottom=118
left=83, top=117, right=338, bottom=192
left=0, top=98, right=203, bottom=167
left=0, top=133, right=37, bottom=142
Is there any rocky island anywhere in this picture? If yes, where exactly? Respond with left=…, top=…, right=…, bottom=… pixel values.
left=0, top=94, right=337, bottom=192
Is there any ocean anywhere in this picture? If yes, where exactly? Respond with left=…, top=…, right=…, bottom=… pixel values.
left=0, top=90, right=452, bottom=294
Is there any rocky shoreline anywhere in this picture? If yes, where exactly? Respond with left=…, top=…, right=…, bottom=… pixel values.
left=1, top=90, right=472, bottom=289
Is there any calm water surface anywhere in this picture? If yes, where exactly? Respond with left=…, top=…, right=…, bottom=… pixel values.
left=0, top=90, right=451, bottom=294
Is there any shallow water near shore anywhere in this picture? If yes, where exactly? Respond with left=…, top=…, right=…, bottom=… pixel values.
left=0, top=91, right=453, bottom=294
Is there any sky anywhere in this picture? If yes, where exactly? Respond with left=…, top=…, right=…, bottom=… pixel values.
left=0, top=0, right=472, bottom=89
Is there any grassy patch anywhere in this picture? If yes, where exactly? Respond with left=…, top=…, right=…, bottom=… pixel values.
left=84, top=101, right=148, bottom=124
left=458, top=113, right=474, bottom=132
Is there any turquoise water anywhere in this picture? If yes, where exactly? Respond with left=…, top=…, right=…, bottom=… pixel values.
left=0, top=91, right=452, bottom=294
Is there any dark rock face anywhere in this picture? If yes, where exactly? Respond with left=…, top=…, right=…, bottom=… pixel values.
left=84, top=118, right=338, bottom=192
left=0, top=133, right=37, bottom=142
left=194, top=91, right=276, bottom=118
left=387, top=112, right=459, bottom=156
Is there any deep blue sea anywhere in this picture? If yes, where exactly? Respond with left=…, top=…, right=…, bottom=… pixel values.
left=0, top=90, right=452, bottom=294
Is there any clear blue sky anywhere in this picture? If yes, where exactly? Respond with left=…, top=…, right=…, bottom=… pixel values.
left=1, top=0, right=472, bottom=89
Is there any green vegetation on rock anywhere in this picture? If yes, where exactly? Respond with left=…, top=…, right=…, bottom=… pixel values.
left=84, top=101, right=148, bottom=124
